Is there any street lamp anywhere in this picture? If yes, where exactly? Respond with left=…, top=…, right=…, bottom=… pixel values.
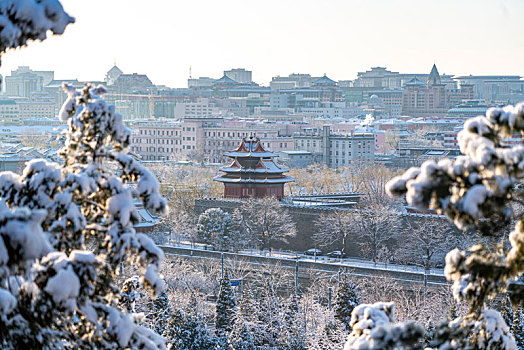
left=318, top=270, right=344, bottom=310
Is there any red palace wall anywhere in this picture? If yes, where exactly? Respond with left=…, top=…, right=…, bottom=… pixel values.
left=224, top=184, right=284, bottom=199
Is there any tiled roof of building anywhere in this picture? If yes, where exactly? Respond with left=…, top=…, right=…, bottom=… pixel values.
left=115, top=73, right=152, bottom=85
left=213, top=75, right=238, bottom=84
left=404, top=77, right=426, bottom=86
left=313, top=74, right=337, bottom=85
left=429, top=64, right=440, bottom=79
left=108, top=65, right=123, bottom=75
left=427, top=64, right=441, bottom=85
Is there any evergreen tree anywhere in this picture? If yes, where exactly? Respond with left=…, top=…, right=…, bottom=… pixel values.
left=216, top=272, right=237, bottom=333
left=277, top=295, right=306, bottom=350
left=425, top=320, right=435, bottom=347
left=448, top=300, right=458, bottom=320
left=214, top=333, right=231, bottom=350
left=377, top=102, right=524, bottom=349
left=501, top=295, right=515, bottom=334
left=163, top=302, right=215, bottom=350
left=163, top=309, right=184, bottom=347
left=282, top=293, right=299, bottom=326
left=229, top=315, right=256, bottom=350
left=0, top=3, right=168, bottom=348
left=514, top=306, right=524, bottom=350
left=196, top=208, right=234, bottom=250
left=120, top=276, right=143, bottom=313
left=152, top=291, right=171, bottom=335
left=333, top=277, right=361, bottom=329
left=322, top=320, right=344, bottom=348
left=0, top=80, right=167, bottom=347
left=256, top=282, right=281, bottom=347
left=0, top=0, right=74, bottom=58
left=238, top=287, right=258, bottom=322
left=236, top=287, right=264, bottom=346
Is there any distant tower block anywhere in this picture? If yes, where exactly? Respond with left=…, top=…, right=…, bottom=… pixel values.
left=214, top=135, right=294, bottom=199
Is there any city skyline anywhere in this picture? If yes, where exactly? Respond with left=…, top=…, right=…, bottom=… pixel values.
left=0, top=0, right=522, bottom=88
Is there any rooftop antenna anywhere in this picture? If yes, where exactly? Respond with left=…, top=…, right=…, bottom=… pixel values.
left=189, top=65, right=192, bottom=79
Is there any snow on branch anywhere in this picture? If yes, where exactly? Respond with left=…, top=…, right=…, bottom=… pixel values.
left=380, top=102, right=524, bottom=349
left=0, top=0, right=74, bottom=57
left=386, top=102, right=524, bottom=230
left=344, top=302, right=424, bottom=350
left=0, top=82, right=168, bottom=348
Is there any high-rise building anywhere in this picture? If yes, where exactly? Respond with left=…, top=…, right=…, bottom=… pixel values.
left=270, top=74, right=318, bottom=90
left=224, top=68, right=252, bottom=84
left=4, top=66, right=44, bottom=98
left=401, top=64, right=474, bottom=118
left=452, top=74, right=524, bottom=103
left=188, top=77, right=215, bottom=89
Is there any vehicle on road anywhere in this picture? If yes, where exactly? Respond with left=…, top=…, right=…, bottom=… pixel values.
left=304, top=248, right=322, bottom=256
left=327, top=250, right=347, bottom=258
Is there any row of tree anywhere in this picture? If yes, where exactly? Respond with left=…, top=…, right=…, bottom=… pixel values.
left=120, top=270, right=363, bottom=349
left=194, top=199, right=465, bottom=270
left=195, top=198, right=296, bottom=253
left=314, top=205, right=464, bottom=267
left=121, top=251, right=524, bottom=350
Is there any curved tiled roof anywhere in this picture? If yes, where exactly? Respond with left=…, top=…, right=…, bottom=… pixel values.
left=404, top=77, right=426, bottom=86
left=213, top=75, right=239, bottom=84
left=313, top=74, right=337, bottom=85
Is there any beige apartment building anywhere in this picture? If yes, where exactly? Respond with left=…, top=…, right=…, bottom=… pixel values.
left=293, top=125, right=375, bottom=168
left=129, top=117, right=298, bottom=162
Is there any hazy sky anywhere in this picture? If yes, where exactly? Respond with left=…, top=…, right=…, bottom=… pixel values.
left=0, top=0, right=522, bottom=87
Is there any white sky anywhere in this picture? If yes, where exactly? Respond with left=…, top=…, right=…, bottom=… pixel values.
left=0, top=0, right=523, bottom=87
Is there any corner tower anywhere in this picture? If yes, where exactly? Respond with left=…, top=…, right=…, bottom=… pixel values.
left=214, top=135, right=294, bottom=199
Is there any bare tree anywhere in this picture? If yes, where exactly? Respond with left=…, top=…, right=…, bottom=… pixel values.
left=233, top=197, right=296, bottom=253
left=343, top=164, right=399, bottom=206
left=398, top=216, right=459, bottom=270
left=356, top=275, right=454, bottom=325
left=313, top=210, right=353, bottom=260
left=403, top=125, right=444, bottom=149
left=383, top=130, right=401, bottom=155
left=352, top=204, right=399, bottom=264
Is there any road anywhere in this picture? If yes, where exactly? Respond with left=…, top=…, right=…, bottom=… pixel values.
left=159, top=244, right=449, bottom=288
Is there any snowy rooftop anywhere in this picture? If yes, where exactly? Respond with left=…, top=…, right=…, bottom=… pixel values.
left=224, top=151, right=278, bottom=158
left=220, top=159, right=290, bottom=174
left=224, top=135, right=278, bottom=158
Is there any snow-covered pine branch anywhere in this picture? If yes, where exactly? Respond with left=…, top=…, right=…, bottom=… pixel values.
left=355, top=102, right=524, bottom=350
left=344, top=302, right=424, bottom=350
left=0, top=84, right=168, bottom=349
left=0, top=0, right=74, bottom=60
left=385, top=104, right=524, bottom=308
